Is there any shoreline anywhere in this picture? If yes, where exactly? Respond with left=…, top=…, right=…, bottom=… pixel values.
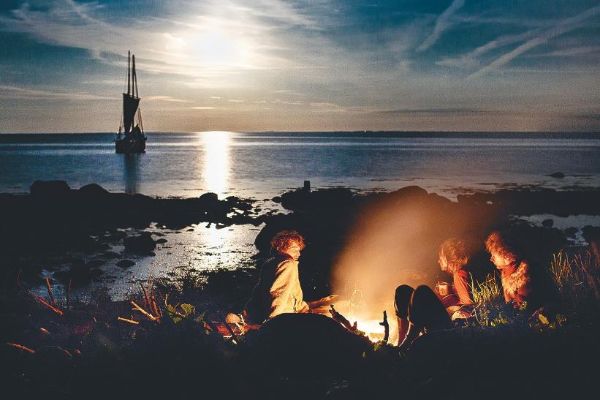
left=2, top=180, right=599, bottom=297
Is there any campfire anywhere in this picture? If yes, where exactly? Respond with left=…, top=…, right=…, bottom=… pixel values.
left=326, top=288, right=392, bottom=343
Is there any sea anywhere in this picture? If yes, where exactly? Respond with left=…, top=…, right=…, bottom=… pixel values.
left=2, top=131, right=600, bottom=298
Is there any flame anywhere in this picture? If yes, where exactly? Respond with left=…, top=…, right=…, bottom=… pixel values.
left=351, top=318, right=387, bottom=343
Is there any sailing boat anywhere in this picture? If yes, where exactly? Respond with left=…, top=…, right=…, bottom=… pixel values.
left=115, top=50, right=146, bottom=153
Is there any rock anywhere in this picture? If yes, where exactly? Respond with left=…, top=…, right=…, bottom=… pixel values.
left=155, top=238, right=167, bottom=244
left=549, top=172, right=565, bottom=179
left=30, top=180, right=71, bottom=197
left=123, top=232, right=156, bottom=254
left=199, top=192, right=219, bottom=203
left=542, top=219, right=554, bottom=228
left=249, top=313, right=370, bottom=378
left=116, top=259, right=135, bottom=268
left=564, top=227, right=578, bottom=237
left=78, top=183, right=109, bottom=196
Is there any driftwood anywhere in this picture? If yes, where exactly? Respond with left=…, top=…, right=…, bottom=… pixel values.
left=45, top=277, right=56, bottom=306
left=130, top=300, right=158, bottom=321
left=7, top=342, right=35, bottom=354
left=117, top=316, right=140, bottom=325
left=31, top=293, right=64, bottom=316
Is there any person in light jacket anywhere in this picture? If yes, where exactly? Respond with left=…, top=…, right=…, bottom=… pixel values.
left=245, top=230, right=310, bottom=323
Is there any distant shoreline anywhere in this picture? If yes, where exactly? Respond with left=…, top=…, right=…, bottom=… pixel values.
left=1, top=130, right=600, bottom=137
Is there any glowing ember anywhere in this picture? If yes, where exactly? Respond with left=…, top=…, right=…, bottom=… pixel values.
left=351, top=318, right=386, bottom=343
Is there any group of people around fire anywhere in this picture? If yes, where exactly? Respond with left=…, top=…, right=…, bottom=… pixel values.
left=235, top=228, right=555, bottom=348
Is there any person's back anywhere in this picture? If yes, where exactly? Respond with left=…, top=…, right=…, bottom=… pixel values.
left=245, top=254, right=288, bottom=324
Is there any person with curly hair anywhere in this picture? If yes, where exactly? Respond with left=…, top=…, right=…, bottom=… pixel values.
left=485, top=230, right=536, bottom=308
left=394, top=238, right=476, bottom=348
left=438, top=238, right=475, bottom=308
left=244, top=230, right=310, bottom=323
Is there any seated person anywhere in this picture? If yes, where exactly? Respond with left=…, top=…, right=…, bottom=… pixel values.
left=438, top=238, right=475, bottom=319
left=393, top=239, right=477, bottom=348
left=485, top=230, right=545, bottom=310
left=241, top=230, right=337, bottom=325
left=394, top=285, right=452, bottom=348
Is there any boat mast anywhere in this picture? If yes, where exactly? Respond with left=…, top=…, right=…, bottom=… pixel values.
left=132, top=54, right=138, bottom=98
left=127, top=50, right=131, bottom=96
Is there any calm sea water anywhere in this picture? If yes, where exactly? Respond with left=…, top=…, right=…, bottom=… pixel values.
left=4, top=132, right=600, bottom=298
left=1, top=131, right=600, bottom=199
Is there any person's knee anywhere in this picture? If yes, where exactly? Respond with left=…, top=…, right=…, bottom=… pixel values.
left=413, top=285, right=437, bottom=302
left=394, top=285, right=414, bottom=319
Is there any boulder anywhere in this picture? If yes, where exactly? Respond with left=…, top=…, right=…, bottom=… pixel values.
left=123, top=232, right=156, bottom=254
left=30, top=180, right=71, bottom=197
left=247, top=313, right=371, bottom=378
left=78, top=183, right=110, bottom=197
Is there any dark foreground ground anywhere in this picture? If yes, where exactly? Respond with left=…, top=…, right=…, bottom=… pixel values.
left=1, top=181, right=600, bottom=399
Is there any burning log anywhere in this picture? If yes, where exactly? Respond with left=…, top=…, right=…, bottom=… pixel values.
left=379, top=311, right=389, bottom=344
left=330, top=305, right=357, bottom=331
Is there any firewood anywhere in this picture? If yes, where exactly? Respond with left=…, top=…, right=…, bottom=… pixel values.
left=130, top=300, right=158, bottom=321
left=379, top=310, right=389, bottom=344
left=139, top=282, right=150, bottom=310
left=118, top=316, right=140, bottom=325
left=7, top=342, right=35, bottom=354
left=45, top=277, right=56, bottom=306
left=31, top=293, right=64, bottom=316
left=330, top=305, right=356, bottom=331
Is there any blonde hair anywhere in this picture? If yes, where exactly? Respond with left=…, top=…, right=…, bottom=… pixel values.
left=271, top=230, right=306, bottom=254
left=439, top=238, right=470, bottom=272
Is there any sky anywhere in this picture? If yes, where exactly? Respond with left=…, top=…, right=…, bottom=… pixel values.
left=0, top=0, right=599, bottom=133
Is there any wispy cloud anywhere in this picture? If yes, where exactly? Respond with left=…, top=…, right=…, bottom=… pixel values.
left=0, top=84, right=115, bottom=100
left=145, top=95, right=191, bottom=103
left=437, top=29, right=542, bottom=69
left=467, top=5, right=600, bottom=80
left=417, top=0, right=465, bottom=52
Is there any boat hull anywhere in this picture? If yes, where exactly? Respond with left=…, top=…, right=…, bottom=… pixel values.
left=115, top=136, right=146, bottom=154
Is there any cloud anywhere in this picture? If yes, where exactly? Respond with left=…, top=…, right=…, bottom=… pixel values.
left=145, top=95, right=191, bottom=103
left=416, top=0, right=465, bottom=52
left=437, top=29, right=542, bottom=69
left=527, top=45, right=600, bottom=58
left=373, top=107, right=494, bottom=116
left=0, top=84, right=115, bottom=100
left=467, top=5, right=600, bottom=80
left=0, top=0, right=322, bottom=81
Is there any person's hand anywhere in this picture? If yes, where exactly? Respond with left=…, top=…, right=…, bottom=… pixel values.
left=451, top=309, right=472, bottom=320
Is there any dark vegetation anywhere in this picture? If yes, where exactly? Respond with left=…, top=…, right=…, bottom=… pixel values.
left=2, top=181, right=600, bottom=399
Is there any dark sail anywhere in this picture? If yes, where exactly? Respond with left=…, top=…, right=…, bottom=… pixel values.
left=122, top=93, right=140, bottom=133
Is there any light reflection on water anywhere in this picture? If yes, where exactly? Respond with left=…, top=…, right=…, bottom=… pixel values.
left=123, top=154, right=141, bottom=194
left=199, top=131, right=232, bottom=198
left=197, top=131, right=234, bottom=264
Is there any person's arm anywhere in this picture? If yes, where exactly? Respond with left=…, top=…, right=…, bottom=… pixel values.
left=268, top=260, right=307, bottom=318
left=513, top=261, right=533, bottom=306
left=453, top=269, right=474, bottom=305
